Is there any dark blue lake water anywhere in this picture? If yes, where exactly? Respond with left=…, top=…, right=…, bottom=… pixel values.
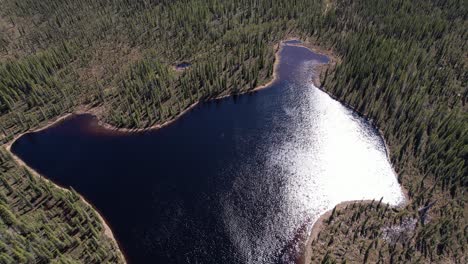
left=11, top=41, right=404, bottom=264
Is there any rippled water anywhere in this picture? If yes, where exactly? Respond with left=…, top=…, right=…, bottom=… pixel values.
left=12, top=41, right=405, bottom=264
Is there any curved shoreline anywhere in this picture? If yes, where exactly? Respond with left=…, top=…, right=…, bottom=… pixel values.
left=313, top=85, right=410, bottom=201
left=299, top=51, right=410, bottom=264
left=5, top=38, right=331, bottom=143
left=95, top=42, right=283, bottom=133
left=298, top=200, right=369, bottom=264
left=1, top=39, right=291, bottom=263
left=4, top=38, right=406, bottom=264
left=298, top=86, right=410, bottom=264
left=4, top=141, right=128, bottom=263
left=298, top=199, right=402, bottom=264
left=3, top=40, right=285, bottom=146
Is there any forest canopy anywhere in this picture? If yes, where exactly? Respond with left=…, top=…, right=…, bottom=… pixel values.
left=0, top=0, right=466, bottom=263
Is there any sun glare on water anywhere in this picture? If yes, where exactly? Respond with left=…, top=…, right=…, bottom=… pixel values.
left=222, top=59, right=405, bottom=264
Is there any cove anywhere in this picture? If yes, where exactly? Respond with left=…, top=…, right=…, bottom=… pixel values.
left=11, top=41, right=405, bottom=264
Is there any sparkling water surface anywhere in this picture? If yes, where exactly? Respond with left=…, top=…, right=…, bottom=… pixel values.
left=12, top=42, right=405, bottom=264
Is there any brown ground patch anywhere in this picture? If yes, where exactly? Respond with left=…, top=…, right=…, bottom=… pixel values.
left=75, top=42, right=143, bottom=90
left=0, top=15, right=20, bottom=61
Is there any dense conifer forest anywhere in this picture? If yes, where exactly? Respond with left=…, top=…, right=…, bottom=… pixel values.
left=0, top=0, right=465, bottom=263
left=0, top=149, right=123, bottom=263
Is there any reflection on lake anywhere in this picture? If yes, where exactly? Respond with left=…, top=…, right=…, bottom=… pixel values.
left=12, top=41, right=405, bottom=264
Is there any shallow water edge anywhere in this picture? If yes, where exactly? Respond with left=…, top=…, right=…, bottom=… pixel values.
left=8, top=39, right=406, bottom=264
left=3, top=39, right=301, bottom=263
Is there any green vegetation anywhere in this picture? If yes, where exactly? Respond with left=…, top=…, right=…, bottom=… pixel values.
left=310, top=1, right=466, bottom=263
left=0, top=149, right=123, bottom=263
left=0, top=0, right=282, bottom=134
left=0, top=0, right=465, bottom=263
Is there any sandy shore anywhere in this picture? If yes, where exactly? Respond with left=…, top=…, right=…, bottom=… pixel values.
left=4, top=141, right=127, bottom=263
left=3, top=38, right=318, bottom=139
left=298, top=45, right=411, bottom=264
left=298, top=200, right=373, bottom=264
left=0, top=39, right=297, bottom=263
left=4, top=113, right=73, bottom=150
left=75, top=41, right=284, bottom=134
left=297, top=87, right=410, bottom=264
left=4, top=38, right=352, bottom=264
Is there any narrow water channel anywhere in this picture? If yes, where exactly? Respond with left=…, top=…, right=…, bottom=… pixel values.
left=11, top=41, right=405, bottom=264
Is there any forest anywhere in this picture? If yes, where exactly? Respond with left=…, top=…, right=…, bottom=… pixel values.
left=0, top=0, right=466, bottom=263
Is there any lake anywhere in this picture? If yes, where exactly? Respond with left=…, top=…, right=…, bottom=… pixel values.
left=11, top=41, right=405, bottom=264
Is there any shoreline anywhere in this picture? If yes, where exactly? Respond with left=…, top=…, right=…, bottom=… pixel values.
left=3, top=38, right=403, bottom=264
left=299, top=85, right=410, bottom=264
left=97, top=41, right=283, bottom=133
left=300, top=194, right=409, bottom=264
left=313, top=85, right=410, bottom=201
left=59, top=41, right=283, bottom=134
left=4, top=141, right=128, bottom=263
left=4, top=113, right=74, bottom=150
left=96, top=44, right=280, bottom=133
left=299, top=47, right=411, bottom=264
left=3, top=38, right=323, bottom=142
left=298, top=200, right=374, bottom=264
left=0, top=39, right=295, bottom=263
